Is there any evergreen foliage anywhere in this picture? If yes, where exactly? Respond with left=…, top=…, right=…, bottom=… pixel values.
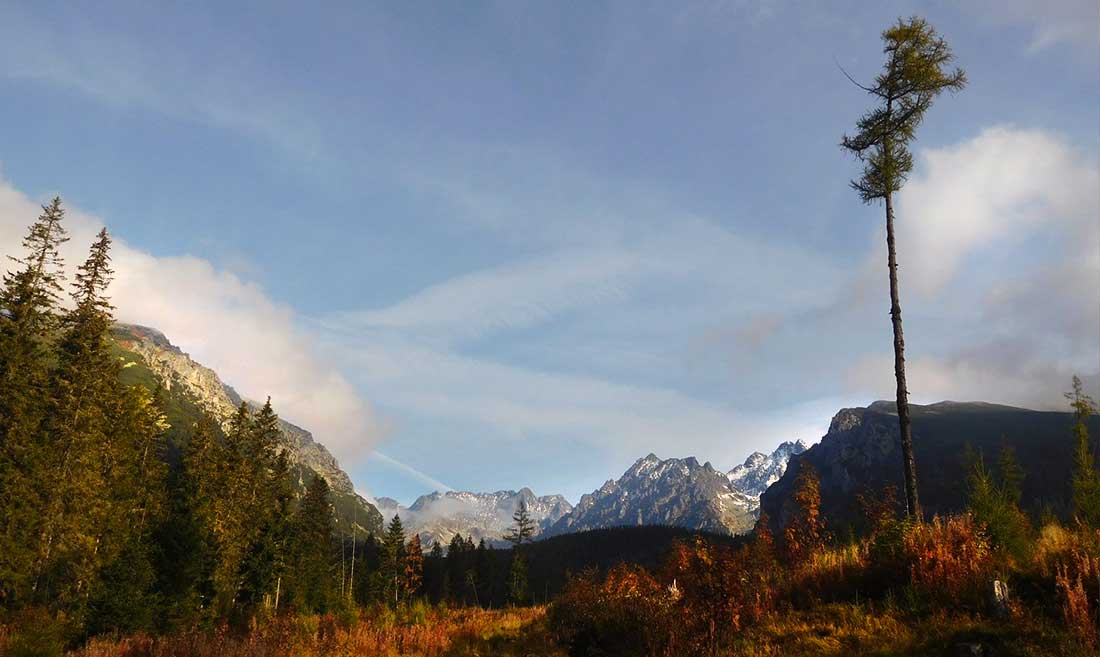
left=966, top=447, right=1032, bottom=563
left=381, top=514, right=408, bottom=607
left=1067, top=376, right=1100, bottom=528
left=0, top=206, right=347, bottom=639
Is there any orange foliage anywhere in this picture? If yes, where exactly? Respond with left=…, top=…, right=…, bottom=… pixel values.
left=902, top=515, right=994, bottom=608
left=64, top=606, right=552, bottom=657
left=549, top=563, right=679, bottom=657
left=1050, top=528, right=1100, bottom=648
left=783, top=464, right=825, bottom=565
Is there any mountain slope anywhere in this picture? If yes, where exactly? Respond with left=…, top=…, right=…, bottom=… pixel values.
left=549, top=454, right=755, bottom=535
left=379, top=488, right=572, bottom=547
left=760, top=401, right=1100, bottom=534
left=111, top=323, right=382, bottom=534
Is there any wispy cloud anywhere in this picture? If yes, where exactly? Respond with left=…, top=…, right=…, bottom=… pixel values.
left=0, top=5, right=323, bottom=159
left=323, top=248, right=642, bottom=346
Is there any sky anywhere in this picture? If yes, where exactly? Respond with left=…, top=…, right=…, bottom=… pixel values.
left=0, top=0, right=1097, bottom=504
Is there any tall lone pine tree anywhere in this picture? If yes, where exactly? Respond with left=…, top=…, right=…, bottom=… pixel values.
left=841, top=16, right=966, bottom=519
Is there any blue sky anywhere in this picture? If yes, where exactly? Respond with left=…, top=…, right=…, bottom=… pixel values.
left=0, top=1, right=1097, bottom=504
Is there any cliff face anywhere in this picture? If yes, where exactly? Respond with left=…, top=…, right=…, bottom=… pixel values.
left=111, top=323, right=381, bottom=533
left=759, top=401, right=1097, bottom=534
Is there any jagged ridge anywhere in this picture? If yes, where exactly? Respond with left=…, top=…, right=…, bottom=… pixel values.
left=377, top=488, right=572, bottom=548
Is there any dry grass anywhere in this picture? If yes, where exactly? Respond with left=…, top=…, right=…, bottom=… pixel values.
left=726, top=604, right=1090, bottom=657
left=64, top=606, right=563, bottom=657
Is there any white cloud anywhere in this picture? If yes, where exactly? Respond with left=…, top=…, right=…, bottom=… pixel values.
left=895, top=126, right=1098, bottom=297
left=842, top=125, right=1099, bottom=406
left=0, top=178, right=381, bottom=468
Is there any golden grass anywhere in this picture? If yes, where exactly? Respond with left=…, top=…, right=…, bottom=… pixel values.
left=65, top=606, right=564, bottom=657
left=726, top=603, right=1091, bottom=657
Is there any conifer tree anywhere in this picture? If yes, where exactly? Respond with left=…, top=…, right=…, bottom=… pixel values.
left=505, top=499, right=535, bottom=546
left=0, top=199, right=69, bottom=602
left=210, top=402, right=253, bottom=613
left=425, top=540, right=446, bottom=602
left=176, top=416, right=226, bottom=619
left=87, top=385, right=169, bottom=634
left=0, top=198, right=68, bottom=440
left=966, top=448, right=1031, bottom=561
left=288, top=475, right=335, bottom=612
left=841, top=17, right=966, bottom=519
left=237, top=399, right=286, bottom=612
left=381, top=514, right=407, bottom=607
left=36, top=228, right=119, bottom=616
left=508, top=553, right=528, bottom=606
left=1067, top=376, right=1100, bottom=527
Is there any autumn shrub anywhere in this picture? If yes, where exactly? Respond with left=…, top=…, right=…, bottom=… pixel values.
left=782, top=464, right=825, bottom=566
left=1034, top=524, right=1100, bottom=647
left=902, top=514, right=994, bottom=609
left=548, top=565, right=678, bottom=657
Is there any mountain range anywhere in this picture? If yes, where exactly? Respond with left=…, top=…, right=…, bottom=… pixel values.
left=110, top=323, right=384, bottom=534
left=547, top=441, right=806, bottom=537
left=376, top=489, right=573, bottom=547
left=761, top=400, right=1100, bottom=535
left=112, top=323, right=1089, bottom=550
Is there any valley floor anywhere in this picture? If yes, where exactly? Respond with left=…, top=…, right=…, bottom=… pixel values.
left=12, top=604, right=1084, bottom=657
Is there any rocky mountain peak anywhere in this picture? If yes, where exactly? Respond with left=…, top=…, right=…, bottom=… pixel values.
left=387, top=488, right=573, bottom=547
left=727, top=440, right=807, bottom=496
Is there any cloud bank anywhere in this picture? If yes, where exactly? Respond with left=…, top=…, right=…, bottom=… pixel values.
left=0, top=178, right=381, bottom=468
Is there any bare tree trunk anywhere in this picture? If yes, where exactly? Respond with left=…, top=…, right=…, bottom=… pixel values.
left=885, top=193, right=920, bottom=519
left=348, top=524, right=355, bottom=601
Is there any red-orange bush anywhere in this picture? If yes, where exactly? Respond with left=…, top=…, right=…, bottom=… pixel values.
left=549, top=564, right=679, bottom=657
left=903, top=514, right=994, bottom=608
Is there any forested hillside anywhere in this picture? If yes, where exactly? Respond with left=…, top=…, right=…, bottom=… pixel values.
left=0, top=201, right=373, bottom=639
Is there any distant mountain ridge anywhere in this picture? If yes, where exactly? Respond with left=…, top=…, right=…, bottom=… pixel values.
left=727, top=439, right=809, bottom=502
left=377, top=488, right=572, bottom=547
left=111, top=323, right=383, bottom=534
left=548, top=440, right=806, bottom=537
left=760, top=400, right=1100, bottom=535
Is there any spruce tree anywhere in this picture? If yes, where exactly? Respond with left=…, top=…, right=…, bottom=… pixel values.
left=841, top=17, right=966, bottom=519
left=210, top=402, right=252, bottom=613
left=237, top=398, right=285, bottom=612
left=87, top=384, right=169, bottom=634
left=288, top=475, right=335, bottom=612
left=36, top=228, right=119, bottom=617
left=505, top=500, right=533, bottom=606
left=504, top=499, right=535, bottom=546
left=1067, top=376, right=1100, bottom=527
left=177, top=416, right=226, bottom=620
left=0, top=199, right=68, bottom=603
left=381, top=514, right=407, bottom=607
left=508, top=553, right=528, bottom=606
